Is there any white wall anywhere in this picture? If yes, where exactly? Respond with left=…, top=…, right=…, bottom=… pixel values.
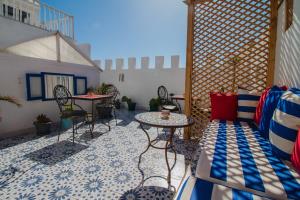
left=0, top=16, right=51, bottom=49
left=100, top=56, right=185, bottom=110
left=274, top=0, right=300, bottom=87
left=0, top=52, right=101, bottom=138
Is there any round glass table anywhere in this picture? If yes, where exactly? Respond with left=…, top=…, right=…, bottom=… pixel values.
left=135, top=112, right=194, bottom=190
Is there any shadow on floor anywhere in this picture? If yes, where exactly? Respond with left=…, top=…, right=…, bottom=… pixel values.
left=119, top=186, right=174, bottom=200
left=24, top=141, right=88, bottom=166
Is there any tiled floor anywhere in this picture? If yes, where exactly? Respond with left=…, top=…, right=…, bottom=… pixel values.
left=0, top=110, right=199, bottom=200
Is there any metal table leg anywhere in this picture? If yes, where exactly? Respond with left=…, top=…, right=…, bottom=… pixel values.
left=138, top=124, right=177, bottom=191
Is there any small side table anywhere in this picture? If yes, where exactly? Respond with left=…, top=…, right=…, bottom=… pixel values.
left=135, top=112, right=194, bottom=190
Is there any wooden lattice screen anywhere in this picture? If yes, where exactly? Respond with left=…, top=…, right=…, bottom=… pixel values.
left=184, top=0, right=278, bottom=139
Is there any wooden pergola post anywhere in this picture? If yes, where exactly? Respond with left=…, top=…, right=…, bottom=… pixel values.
left=184, top=0, right=194, bottom=140
left=266, top=0, right=279, bottom=86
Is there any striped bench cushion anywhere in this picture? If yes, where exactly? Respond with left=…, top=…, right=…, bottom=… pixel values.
left=176, top=176, right=269, bottom=200
left=196, top=120, right=300, bottom=200
left=269, top=89, right=300, bottom=160
left=237, top=89, right=260, bottom=122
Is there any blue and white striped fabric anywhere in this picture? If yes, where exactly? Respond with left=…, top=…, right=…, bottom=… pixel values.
left=196, top=120, right=300, bottom=200
left=237, top=89, right=260, bottom=122
left=176, top=176, right=269, bottom=200
left=269, top=89, right=300, bottom=160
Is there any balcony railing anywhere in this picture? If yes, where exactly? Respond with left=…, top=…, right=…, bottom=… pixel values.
left=40, top=3, right=74, bottom=39
left=0, top=0, right=74, bottom=39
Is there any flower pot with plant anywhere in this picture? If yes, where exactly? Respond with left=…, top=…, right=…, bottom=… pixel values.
left=122, top=96, right=136, bottom=111
left=33, top=114, right=52, bottom=135
left=149, top=98, right=160, bottom=111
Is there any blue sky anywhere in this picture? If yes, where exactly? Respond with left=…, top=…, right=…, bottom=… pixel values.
left=42, top=0, right=187, bottom=67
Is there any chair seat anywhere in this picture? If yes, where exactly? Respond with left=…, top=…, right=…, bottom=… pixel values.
left=162, top=105, right=178, bottom=111
left=61, top=110, right=87, bottom=118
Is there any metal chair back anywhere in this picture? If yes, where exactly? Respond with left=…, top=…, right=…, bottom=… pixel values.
left=53, top=85, right=73, bottom=113
left=106, top=84, right=120, bottom=103
left=157, top=85, right=169, bottom=104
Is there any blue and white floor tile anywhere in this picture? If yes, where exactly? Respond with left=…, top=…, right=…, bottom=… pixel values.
left=0, top=110, right=198, bottom=199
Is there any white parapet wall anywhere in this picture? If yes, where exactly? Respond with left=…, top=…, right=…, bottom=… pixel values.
left=0, top=52, right=100, bottom=138
left=100, top=55, right=186, bottom=110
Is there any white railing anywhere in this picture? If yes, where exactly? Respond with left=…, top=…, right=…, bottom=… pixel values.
left=40, top=3, right=74, bottom=39
left=0, top=0, right=74, bottom=39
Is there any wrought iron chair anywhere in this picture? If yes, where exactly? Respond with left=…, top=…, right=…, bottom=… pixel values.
left=96, top=84, right=119, bottom=125
left=157, top=85, right=179, bottom=112
left=53, top=85, right=88, bottom=143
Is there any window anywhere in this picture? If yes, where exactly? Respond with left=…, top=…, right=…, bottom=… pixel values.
left=43, top=73, right=74, bottom=100
left=74, top=77, right=87, bottom=95
left=26, top=72, right=87, bottom=101
left=7, top=6, right=13, bottom=17
left=26, top=74, right=43, bottom=100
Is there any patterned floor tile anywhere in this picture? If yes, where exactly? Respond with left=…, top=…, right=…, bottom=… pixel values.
left=0, top=110, right=198, bottom=200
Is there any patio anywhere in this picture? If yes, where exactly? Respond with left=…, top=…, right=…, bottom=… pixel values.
left=0, top=109, right=198, bottom=200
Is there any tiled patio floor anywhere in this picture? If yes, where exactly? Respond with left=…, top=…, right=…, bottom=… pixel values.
left=0, top=110, right=199, bottom=200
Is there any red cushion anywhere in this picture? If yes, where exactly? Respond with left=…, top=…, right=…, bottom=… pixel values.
left=253, top=87, right=271, bottom=124
left=210, top=92, right=237, bottom=121
left=291, top=129, right=300, bottom=174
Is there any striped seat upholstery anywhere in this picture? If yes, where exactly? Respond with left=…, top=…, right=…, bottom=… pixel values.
left=237, top=89, right=260, bottom=122
left=269, top=89, right=300, bottom=160
left=176, top=176, right=269, bottom=200
left=196, top=120, right=300, bottom=200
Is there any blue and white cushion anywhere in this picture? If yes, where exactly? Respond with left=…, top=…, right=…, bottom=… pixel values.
left=176, top=176, right=269, bottom=200
left=196, top=120, right=300, bottom=200
left=237, top=89, right=260, bottom=121
left=269, top=89, right=300, bottom=160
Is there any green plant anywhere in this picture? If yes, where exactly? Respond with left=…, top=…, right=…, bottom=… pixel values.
left=87, top=87, right=95, bottom=94
left=0, top=95, right=21, bottom=107
left=35, top=114, right=51, bottom=124
left=121, top=96, right=136, bottom=111
left=149, top=98, right=160, bottom=111
left=96, top=83, right=110, bottom=95
left=121, top=96, right=131, bottom=103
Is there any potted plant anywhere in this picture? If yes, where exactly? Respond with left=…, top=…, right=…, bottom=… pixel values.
left=122, top=96, right=136, bottom=111
left=86, top=87, right=95, bottom=96
left=149, top=98, right=160, bottom=111
left=114, top=99, right=121, bottom=109
left=95, top=83, right=110, bottom=95
left=33, top=114, right=52, bottom=135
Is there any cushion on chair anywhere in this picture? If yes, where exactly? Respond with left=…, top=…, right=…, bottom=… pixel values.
left=237, top=88, right=260, bottom=122
left=259, top=86, right=286, bottom=139
left=269, top=88, right=300, bottom=160
left=61, top=110, right=87, bottom=118
left=210, top=92, right=237, bottom=121
left=291, top=129, right=300, bottom=174
left=162, top=105, right=177, bottom=111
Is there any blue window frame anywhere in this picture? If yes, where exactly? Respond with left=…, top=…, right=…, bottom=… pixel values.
left=74, top=76, right=87, bottom=95
left=26, top=73, right=43, bottom=100
left=26, top=72, right=88, bottom=101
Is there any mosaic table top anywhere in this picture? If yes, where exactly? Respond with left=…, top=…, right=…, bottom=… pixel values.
left=135, top=112, right=194, bottom=128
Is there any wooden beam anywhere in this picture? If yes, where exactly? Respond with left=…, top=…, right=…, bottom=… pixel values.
left=184, top=0, right=195, bottom=140
left=266, top=0, right=278, bottom=86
